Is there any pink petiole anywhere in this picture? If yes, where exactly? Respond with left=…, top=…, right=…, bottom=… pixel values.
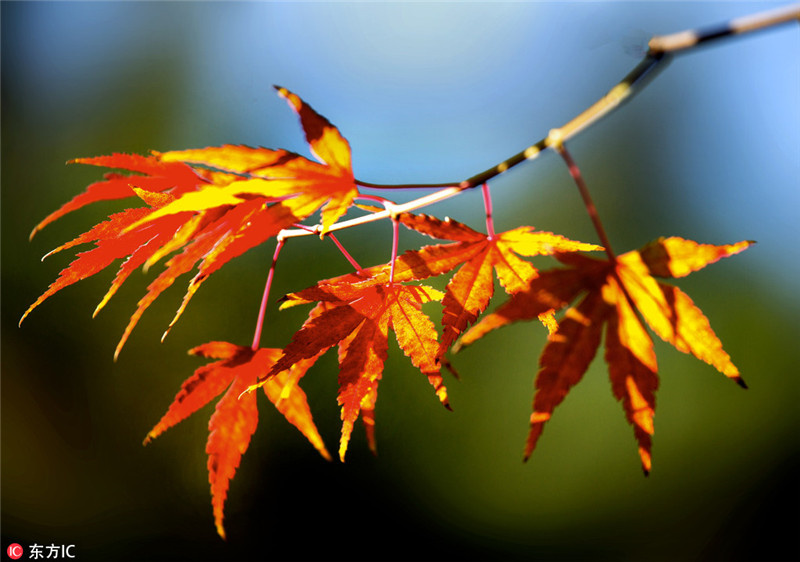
left=481, top=183, right=496, bottom=240
left=251, top=239, right=284, bottom=350
left=388, top=217, right=400, bottom=284
left=291, top=223, right=363, bottom=273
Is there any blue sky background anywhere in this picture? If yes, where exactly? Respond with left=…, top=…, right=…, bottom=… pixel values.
left=3, top=3, right=798, bottom=560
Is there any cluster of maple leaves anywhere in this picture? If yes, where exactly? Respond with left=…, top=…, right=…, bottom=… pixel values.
left=23, top=87, right=750, bottom=538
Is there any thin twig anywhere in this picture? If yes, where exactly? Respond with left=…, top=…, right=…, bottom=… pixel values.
left=648, top=3, right=800, bottom=54
left=355, top=54, right=669, bottom=191
left=278, top=185, right=466, bottom=240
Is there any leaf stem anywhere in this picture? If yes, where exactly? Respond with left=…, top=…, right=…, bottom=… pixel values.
left=481, top=183, right=496, bottom=240
left=252, top=239, right=284, bottom=350
left=389, top=217, right=400, bottom=284
left=287, top=222, right=364, bottom=272
left=555, top=142, right=616, bottom=262
left=329, top=234, right=363, bottom=273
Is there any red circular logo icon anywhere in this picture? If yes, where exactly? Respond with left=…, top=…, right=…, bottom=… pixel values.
left=7, top=544, right=23, bottom=560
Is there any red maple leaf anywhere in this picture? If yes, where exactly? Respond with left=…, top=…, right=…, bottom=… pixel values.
left=266, top=282, right=447, bottom=461
left=144, top=341, right=330, bottom=539
left=458, top=236, right=752, bottom=473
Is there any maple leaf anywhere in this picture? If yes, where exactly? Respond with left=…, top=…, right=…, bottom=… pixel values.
left=311, top=213, right=601, bottom=357
left=399, top=214, right=601, bottom=357
left=458, top=237, right=753, bottom=473
left=22, top=178, right=296, bottom=357
left=146, top=86, right=357, bottom=235
left=23, top=88, right=358, bottom=357
left=21, top=187, right=197, bottom=330
left=28, top=153, right=206, bottom=240
left=266, top=283, right=447, bottom=461
left=144, top=341, right=330, bottom=539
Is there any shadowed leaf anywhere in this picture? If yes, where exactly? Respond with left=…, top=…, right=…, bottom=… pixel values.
left=144, top=342, right=328, bottom=538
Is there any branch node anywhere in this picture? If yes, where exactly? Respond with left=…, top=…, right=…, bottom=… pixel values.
left=385, top=201, right=401, bottom=222
left=547, top=128, right=566, bottom=151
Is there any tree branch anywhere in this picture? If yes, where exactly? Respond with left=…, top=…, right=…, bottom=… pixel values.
left=280, top=3, right=799, bottom=240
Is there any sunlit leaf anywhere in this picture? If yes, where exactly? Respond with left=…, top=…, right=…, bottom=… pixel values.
left=460, top=238, right=750, bottom=472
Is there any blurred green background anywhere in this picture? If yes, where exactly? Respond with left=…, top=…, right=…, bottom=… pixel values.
left=2, top=2, right=798, bottom=560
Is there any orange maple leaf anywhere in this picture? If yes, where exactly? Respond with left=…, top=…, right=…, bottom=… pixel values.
left=22, top=180, right=296, bottom=357
left=144, top=341, right=330, bottom=539
left=268, top=283, right=447, bottom=461
left=145, top=86, right=357, bottom=235
left=458, top=237, right=753, bottom=473
left=396, top=213, right=602, bottom=356
left=313, top=213, right=600, bottom=357
left=23, top=88, right=358, bottom=357
left=28, top=153, right=206, bottom=240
